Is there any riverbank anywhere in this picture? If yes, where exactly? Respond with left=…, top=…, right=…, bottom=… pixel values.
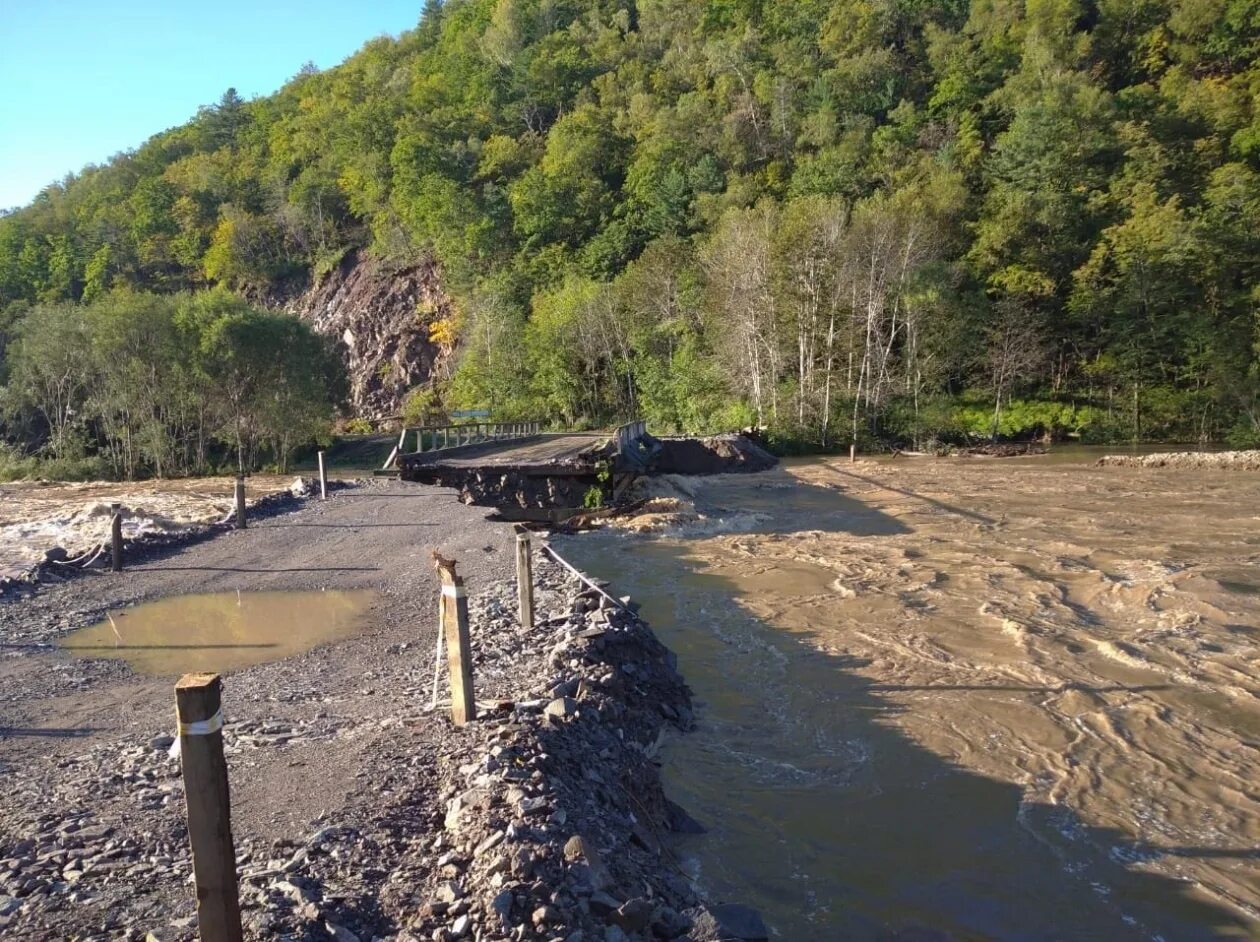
left=0, top=480, right=750, bottom=941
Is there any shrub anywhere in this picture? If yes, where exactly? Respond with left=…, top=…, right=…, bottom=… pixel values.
left=0, top=443, right=38, bottom=481
left=401, top=387, right=439, bottom=427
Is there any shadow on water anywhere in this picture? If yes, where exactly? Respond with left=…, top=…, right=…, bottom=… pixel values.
left=561, top=472, right=1253, bottom=940
left=825, top=467, right=998, bottom=526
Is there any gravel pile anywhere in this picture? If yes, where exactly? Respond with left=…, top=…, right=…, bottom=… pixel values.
left=653, top=437, right=777, bottom=476
left=0, top=552, right=766, bottom=942
left=1097, top=449, right=1260, bottom=470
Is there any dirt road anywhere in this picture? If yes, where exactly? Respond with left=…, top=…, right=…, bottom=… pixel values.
left=0, top=479, right=519, bottom=936
left=0, top=476, right=717, bottom=942
left=1, top=476, right=512, bottom=769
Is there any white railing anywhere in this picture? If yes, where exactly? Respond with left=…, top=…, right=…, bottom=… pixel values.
left=615, top=419, right=647, bottom=453
left=383, top=421, right=542, bottom=470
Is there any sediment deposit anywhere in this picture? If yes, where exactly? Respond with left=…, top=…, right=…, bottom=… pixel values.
left=1098, top=449, right=1260, bottom=470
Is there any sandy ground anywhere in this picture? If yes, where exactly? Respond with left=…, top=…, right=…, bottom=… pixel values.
left=0, top=478, right=505, bottom=789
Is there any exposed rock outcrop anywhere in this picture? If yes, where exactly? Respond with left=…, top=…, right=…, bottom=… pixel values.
left=284, top=250, right=453, bottom=419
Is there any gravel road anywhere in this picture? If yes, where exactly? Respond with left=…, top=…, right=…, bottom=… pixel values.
left=1, top=479, right=508, bottom=772
left=0, top=479, right=738, bottom=942
left=0, top=480, right=516, bottom=937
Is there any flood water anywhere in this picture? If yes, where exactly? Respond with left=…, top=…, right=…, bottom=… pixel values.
left=561, top=453, right=1260, bottom=940
left=61, top=590, right=376, bottom=675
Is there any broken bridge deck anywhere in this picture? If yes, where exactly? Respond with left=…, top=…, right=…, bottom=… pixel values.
left=391, top=423, right=655, bottom=512
left=395, top=432, right=610, bottom=477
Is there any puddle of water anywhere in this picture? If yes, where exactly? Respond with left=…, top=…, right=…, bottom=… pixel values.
left=61, top=590, right=376, bottom=675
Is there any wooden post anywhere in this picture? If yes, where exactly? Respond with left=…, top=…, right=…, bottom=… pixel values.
left=317, top=451, right=328, bottom=500
left=515, top=527, right=534, bottom=630
left=233, top=476, right=246, bottom=530
left=417, top=429, right=425, bottom=453
left=432, top=553, right=476, bottom=726
left=110, top=503, right=123, bottom=572
left=850, top=443, right=857, bottom=462
left=174, top=673, right=243, bottom=942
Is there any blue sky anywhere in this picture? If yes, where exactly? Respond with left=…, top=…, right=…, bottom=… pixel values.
left=0, top=1, right=424, bottom=210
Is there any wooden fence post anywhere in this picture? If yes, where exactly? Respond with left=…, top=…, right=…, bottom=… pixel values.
left=417, top=429, right=426, bottom=453
left=432, top=553, right=476, bottom=726
left=110, top=503, right=123, bottom=572
left=317, top=451, right=328, bottom=500
left=233, top=476, right=246, bottom=530
left=175, top=673, right=243, bottom=942
left=515, top=527, right=534, bottom=630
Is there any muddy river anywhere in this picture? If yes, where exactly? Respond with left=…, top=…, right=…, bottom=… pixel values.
left=562, top=453, right=1260, bottom=940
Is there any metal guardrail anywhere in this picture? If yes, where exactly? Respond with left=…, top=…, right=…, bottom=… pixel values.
left=382, top=421, right=543, bottom=470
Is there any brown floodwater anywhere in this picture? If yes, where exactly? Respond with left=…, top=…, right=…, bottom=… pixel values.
left=561, top=453, right=1260, bottom=940
left=60, top=590, right=376, bottom=675
left=0, top=474, right=302, bottom=571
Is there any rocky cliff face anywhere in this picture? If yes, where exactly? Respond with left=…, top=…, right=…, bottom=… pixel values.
left=283, top=250, right=452, bottom=419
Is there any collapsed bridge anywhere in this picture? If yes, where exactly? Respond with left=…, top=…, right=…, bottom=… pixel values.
left=382, top=421, right=775, bottom=516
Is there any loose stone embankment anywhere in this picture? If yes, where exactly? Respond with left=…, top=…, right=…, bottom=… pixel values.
left=0, top=480, right=763, bottom=942
left=1097, top=449, right=1260, bottom=470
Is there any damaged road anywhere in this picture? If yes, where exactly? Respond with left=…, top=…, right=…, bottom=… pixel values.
left=0, top=479, right=766, bottom=942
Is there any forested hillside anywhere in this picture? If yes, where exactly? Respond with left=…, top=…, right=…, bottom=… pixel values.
left=2, top=0, right=1258, bottom=459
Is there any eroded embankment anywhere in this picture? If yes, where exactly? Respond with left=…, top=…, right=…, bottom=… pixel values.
left=0, top=500, right=760, bottom=941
